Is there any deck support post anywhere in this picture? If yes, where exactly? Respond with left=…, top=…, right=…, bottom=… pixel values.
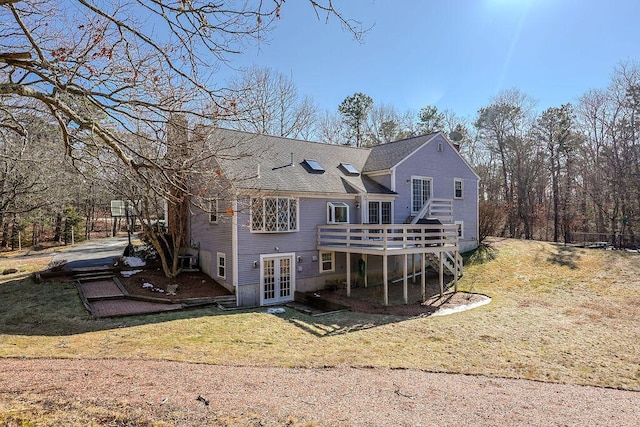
left=403, top=253, right=408, bottom=304
left=453, top=251, right=458, bottom=292
left=346, top=253, right=351, bottom=297
left=439, top=251, right=444, bottom=297
left=421, top=252, right=426, bottom=302
left=364, top=254, right=368, bottom=288
left=383, top=254, right=388, bottom=306
left=412, top=254, right=416, bottom=283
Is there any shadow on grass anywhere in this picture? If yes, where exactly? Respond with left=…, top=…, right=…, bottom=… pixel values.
left=0, top=276, right=412, bottom=338
left=547, top=244, right=581, bottom=269
left=464, top=243, right=498, bottom=265
left=283, top=310, right=408, bottom=338
left=0, top=277, right=254, bottom=337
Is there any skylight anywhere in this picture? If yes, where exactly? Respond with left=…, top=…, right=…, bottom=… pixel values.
left=339, top=162, right=360, bottom=176
left=303, top=159, right=325, bottom=173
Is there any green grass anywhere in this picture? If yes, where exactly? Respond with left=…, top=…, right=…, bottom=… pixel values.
left=1, top=238, right=639, bottom=391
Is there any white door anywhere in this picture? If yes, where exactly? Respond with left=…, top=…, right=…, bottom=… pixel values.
left=260, top=254, right=295, bottom=305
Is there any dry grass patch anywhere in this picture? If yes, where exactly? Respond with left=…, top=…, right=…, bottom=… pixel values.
left=0, top=238, right=639, bottom=391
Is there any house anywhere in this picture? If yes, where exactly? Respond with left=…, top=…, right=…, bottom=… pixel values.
left=187, top=128, right=479, bottom=307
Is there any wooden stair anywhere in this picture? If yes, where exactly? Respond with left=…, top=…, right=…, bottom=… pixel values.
left=410, top=198, right=454, bottom=225
left=425, top=252, right=463, bottom=278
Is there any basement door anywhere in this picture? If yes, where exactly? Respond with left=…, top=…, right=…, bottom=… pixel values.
left=260, top=253, right=295, bottom=305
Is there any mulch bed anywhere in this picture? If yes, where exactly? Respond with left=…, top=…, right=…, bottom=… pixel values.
left=117, top=265, right=232, bottom=300
left=117, top=261, right=485, bottom=317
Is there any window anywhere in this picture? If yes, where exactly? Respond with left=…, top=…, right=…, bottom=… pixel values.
left=208, top=199, right=218, bottom=223
left=454, top=179, right=463, bottom=199
left=339, top=162, right=360, bottom=176
left=455, top=221, right=464, bottom=239
left=217, top=252, right=226, bottom=279
left=303, top=159, right=325, bottom=173
left=368, top=201, right=392, bottom=224
left=319, top=251, right=335, bottom=273
left=327, top=202, right=349, bottom=224
left=251, top=197, right=298, bottom=232
left=411, top=177, right=432, bottom=213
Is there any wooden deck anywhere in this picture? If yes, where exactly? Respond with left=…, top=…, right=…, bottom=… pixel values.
left=317, top=224, right=461, bottom=306
left=317, top=223, right=459, bottom=255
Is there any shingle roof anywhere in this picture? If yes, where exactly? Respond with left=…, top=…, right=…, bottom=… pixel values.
left=363, top=133, right=438, bottom=172
left=205, top=128, right=395, bottom=195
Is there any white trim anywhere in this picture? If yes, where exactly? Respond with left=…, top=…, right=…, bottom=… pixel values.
left=455, top=221, right=464, bottom=239
left=454, top=178, right=464, bottom=199
left=250, top=196, right=299, bottom=233
left=393, top=134, right=438, bottom=169
left=327, top=201, right=349, bottom=224
left=476, top=180, right=480, bottom=244
left=259, top=252, right=296, bottom=306
left=238, top=189, right=361, bottom=199
left=366, top=200, right=394, bottom=224
left=319, top=251, right=335, bottom=273
left=390, top=167, right=396, bottom=192
left=208, top=198, right=218, bottom=223
left=231, top=197, right=239, bottom=303
left=393, top=133, right=481, bottom=180
left=410, top=176, right=433, bottom=214
left=217, top=252, right=226, bottom=279
left=364, top=169, right=392, bottom=177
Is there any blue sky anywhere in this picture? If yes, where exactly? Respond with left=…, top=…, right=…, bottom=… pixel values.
left=221, top=0, right=640, bottom=120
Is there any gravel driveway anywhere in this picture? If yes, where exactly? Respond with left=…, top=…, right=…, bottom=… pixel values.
left=1, top=358, right=637, bottom=426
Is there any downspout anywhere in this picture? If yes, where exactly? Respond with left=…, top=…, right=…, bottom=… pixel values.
left=232, top=195, right=239, bottom=306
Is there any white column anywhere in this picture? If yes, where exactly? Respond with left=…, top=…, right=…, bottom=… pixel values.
left=421, top=252, right=426, bottom=301
left=346, top=253, right=351, bottom=297
left=439, top=251, right=444, bottom=297
left=412, top=254, right=416, bottom=283
left=364, top=254, right=368, bottom=288
left=454, top=251, right=459, bottom=292
left=383, top=254, right=388, bottom=306
left=403, top=253, right=408, bottom=304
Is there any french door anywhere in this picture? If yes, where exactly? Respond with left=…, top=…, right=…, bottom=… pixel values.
left=260, top=254, right=295, bottom=305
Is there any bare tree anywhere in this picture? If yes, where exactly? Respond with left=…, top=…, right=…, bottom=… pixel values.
left=0, top=0, right=363, bottom=274
left=223, top=65, right=318, bottom=139
left=0, top=0, right=363, bottom=177
left=474, top=89, right=538, bottom=238
left=534, top=104, right=573, bottom=242
left=316, top=110, right=350, bottom=144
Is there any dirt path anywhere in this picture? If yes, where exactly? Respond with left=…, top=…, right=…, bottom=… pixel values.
left=1, top=358, right=638, bottom=426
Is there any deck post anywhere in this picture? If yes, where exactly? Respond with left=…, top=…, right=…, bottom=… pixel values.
left=403, top=253, right=408, bottom=304
left=346, top=252, right=351, bottom=297
left=439, top=251, right=444, bottom=297
left=421, top=252, right=426, bottom=301
left=412, top=253, right=416, bottom=283
left=453, top=251, right=458, bottom=292
left=383, top=254, right=388, bottom=306
left=364, top=254, right=368, bottom=288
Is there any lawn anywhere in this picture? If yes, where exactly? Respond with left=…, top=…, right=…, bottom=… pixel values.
left=1, top=238, right=638, bottom=391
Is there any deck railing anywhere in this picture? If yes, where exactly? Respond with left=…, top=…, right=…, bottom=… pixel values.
left=317, top=223, right=459, bottom=252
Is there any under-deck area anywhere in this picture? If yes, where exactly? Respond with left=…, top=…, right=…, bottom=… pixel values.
left=317, top=224, right=462, bottom=305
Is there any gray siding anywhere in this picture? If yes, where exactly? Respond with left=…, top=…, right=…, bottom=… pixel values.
left=367, top=173, right=392, bottom=190
left=391, top=134, right=479, bottom=251
left=235, top=196, right=357, bottom=305
left=189, top=132, right=479, bottom=306
left=190, top=200, right=234, bottom=291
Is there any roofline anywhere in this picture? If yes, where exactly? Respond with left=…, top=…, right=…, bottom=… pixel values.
left=391, top=133, right=439, bottom=171
left=234, top=189, right=397, bottom=199
left=211, top=127, right=373, bottom=152
left=391, top=132, right=481, bottom=180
